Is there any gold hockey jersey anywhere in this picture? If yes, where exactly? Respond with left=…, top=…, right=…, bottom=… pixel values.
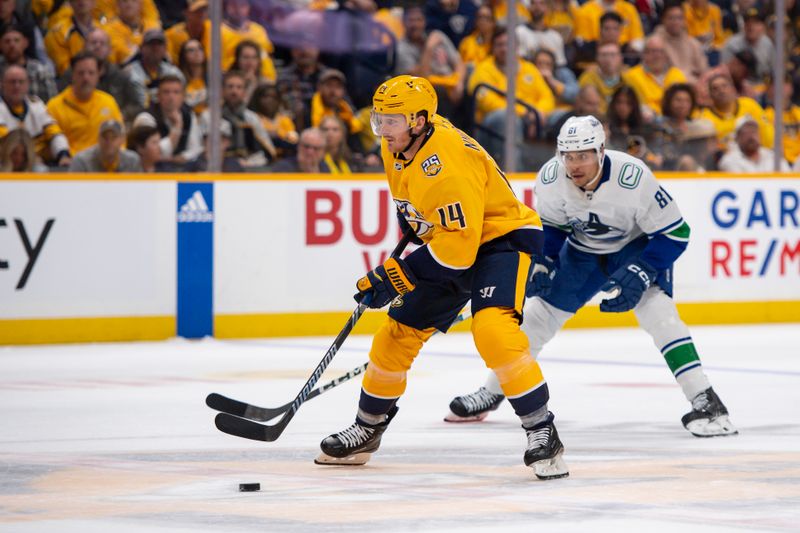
left=382, top=115, right=541, bottom=272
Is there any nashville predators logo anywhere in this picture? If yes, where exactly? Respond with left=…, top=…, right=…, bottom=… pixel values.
left=421, top=154, right=443, bottom=177
left=395, top=199, right=433, bottom=238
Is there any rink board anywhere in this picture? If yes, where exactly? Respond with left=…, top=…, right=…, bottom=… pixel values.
left=0, top=172, right=798, bottom=343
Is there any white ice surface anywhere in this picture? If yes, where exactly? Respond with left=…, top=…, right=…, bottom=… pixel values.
left=1, top=324, right=799, bottom=532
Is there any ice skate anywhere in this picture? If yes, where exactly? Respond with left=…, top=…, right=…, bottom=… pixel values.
left=315, top=407, right=398, bottom=465
left=681, top=387, right=738, bottom=438
left=444, top=387, right=505, bottom=422
left=523, top=415, right=569, bottom=480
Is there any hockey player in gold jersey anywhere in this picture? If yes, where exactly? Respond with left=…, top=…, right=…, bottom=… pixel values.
left=315, top=75, right=568, bottom=479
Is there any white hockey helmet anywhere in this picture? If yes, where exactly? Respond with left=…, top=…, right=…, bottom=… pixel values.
left=556, top=115, right=606, bottom=168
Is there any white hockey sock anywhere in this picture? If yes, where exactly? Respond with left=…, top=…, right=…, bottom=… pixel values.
left=676, top=366, right=711, bottom=402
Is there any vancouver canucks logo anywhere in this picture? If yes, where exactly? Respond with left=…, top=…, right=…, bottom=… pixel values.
left=421, top=154, right=442, bottom=177
left=569, top=212, right=624, bottom=240
left=395, top=199, right=434, bottom=237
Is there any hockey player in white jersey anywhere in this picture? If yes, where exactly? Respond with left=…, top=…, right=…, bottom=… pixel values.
left=446, top=115, right=737, bottom=438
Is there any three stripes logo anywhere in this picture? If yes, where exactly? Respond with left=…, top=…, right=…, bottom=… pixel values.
left=177, top=190, right=213, bottom=223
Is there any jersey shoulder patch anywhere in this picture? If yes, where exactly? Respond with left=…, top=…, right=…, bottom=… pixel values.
left=617, top=161, right=644, bottom=189
left=539, top=160, right=559, bottom=185
left=421, top=154, right=443, bottom=177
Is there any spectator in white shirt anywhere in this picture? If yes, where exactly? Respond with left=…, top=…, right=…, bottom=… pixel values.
left=718, top=116, right=790, bottom=172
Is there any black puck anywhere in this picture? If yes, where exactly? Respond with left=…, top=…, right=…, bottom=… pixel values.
left=239, top=483, right=260, bottom=492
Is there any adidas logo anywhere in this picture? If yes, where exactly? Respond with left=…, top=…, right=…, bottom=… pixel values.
left=177, top=190, right=213, bottom=223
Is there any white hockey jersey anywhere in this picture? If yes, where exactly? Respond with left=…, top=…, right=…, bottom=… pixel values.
left=534, top=149, right=686, bottom=254
left=0, top=96, right=70, bottom=161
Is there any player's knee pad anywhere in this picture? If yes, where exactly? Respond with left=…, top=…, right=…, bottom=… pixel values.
left=363, top=317, right=434, bottom=398
left=521, top=298, right=573, bottom=359
left=471, top=307, right=544, bottom=397
left=634, top=288, right=690, bottom=347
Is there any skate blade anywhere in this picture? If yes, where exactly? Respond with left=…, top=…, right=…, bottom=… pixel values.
left=529, top=453, right=569, bottom=480
left=443, top=410, right=490, bottom=423
left=314, top=452, right=372, bottom=466
left=686, top=415, right=739, bottom=438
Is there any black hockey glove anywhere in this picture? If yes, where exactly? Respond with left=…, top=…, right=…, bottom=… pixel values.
left=526, top=255, right=557, bottom=298
left=599, top=259, right=658, bottom=313
left=355, top=257, right=417, bottom=309
left=396, top=210, right=424, bottom=245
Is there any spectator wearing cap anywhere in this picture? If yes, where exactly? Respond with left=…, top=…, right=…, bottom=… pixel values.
left=0, top=25, right=57, bottom=103
left=718, top=116, right=790, bottom=172
left=684, top=0, right=726, bottom=55
left=578, top=42, right=625, bottom=114
left=573, top=0, right=645, bottom=55
left=201, top=69, right=275, bottom=168
left=269, top=127, right=330, bottom=173
left=622, top=34, right=687, bottom=116
left=310, top=69, right=363, bottom=142
left=652, top=1, right=708, bottom=85
left=133, top=74, right=203, bottom=164
left=0, top=65, right=71, bottom=167
left=699, top=73, right=773, bottom=148
left=124, top=29, right=184, bottom=107
left=69, top=118, right=142, bottom=172
left=695, top=49, right=761, bottom=107
left=277, top=45, right=327, bottom=131
left=221, top=0, right=274, bottom=80
left=104, top=0, right=162, bottom=65
left=47, top=51, right=123, bottom=155
left=763, top=75, right=800, bottom=166
left=59, top=28, right=146, bottom=122
left=166, top=0, right=209, bottom=65
left=45, top=0, right=104, bottom=75
left=721, top=7, right=774, bottom=83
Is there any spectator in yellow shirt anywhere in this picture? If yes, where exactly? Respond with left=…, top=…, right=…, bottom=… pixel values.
left=249, top=81, right=299, bottom=157
left=684, top=0, right=726, bottom=53
left=178, top=39, right=207, bottom=115
left=578, top=42, right=625, bottom=113
left=699, top=73, right=774, bottom=148
left=166, top=0, right=208, bottom=65
left=764, top=75, right=800, bottom=166
left=458, top=4, right=495, bottom=67
left=222, top=0, right=274, bottom=79
left=310, top=69, right=363, bottom=139
left=622, top=35, right=687, bottom=116
left=44, top=0, right=101, bottom=75
left=574, top=0, right=644, bottom=53
left=468, top=27, right=555, bottom=167
left=103, top=0, right=161, bottom=65
left=46, top=51, right=123, bottom=155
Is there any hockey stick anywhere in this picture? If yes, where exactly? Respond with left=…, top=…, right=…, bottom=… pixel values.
left=213, top=231, right=415, bottom=442
left=206, top=307, right=473, bottom=422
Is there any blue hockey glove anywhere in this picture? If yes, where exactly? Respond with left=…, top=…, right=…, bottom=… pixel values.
left=599, top=259, right=658, bottom=313
left=355, top=257, right=418, bottom=309
left=526, top=256, right=557, bottom=298
left=396, top=211, right=424, bottom=245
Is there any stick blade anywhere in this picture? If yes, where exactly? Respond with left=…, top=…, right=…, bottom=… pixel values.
left=214, top=412, right=288, bottom=442
left=206, top=393, right=248, bottom=417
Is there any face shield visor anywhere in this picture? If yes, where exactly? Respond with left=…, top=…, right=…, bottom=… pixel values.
left=370, top=111, right=410, bottom=137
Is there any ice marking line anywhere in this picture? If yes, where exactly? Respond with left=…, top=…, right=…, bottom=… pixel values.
left=228, top=340, right=800, bottom=378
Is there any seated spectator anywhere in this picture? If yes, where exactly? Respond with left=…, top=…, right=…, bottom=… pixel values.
left=47, top=0, right=161, bottom=33
left=575, top=11, right=638, bottom=68
left=605, top=85, right=652, bottom=151
left=310, top=69, right=364, bottom=147
left=0, top=128, right=48, bottom=171
left=695, top=49, right=760, bottom=107
left=0, top=25, right=57, bottom=102
left=684, top=0, right=726, bottom=57
left=657, top=83, right=716, bottom=170
left=320, top=115, right=362, bottom=173
left=221, top=0, right=274, bottom=78
left=249, top=82, right=298, bottom=156
left=166, top=0, right=209, bottom=65
left=184, top=118, right=243, bottom=172
left=178, top=39, right=207, bottom=114
left=544, top=0, right=579, bottom=46
left=425, top=0, right=478, bottom=48
left=269, top=127, right=330, bottom=173
left=653, top=1, right=708, bottom=85
left=678, top=119, right=720, bottom=171
left=0, top=0, right=46, bottom=65
left=47, top=52, right=123, bottom=155
left=277, top=45, right=327, bottom=131
left=699, top=73, right=773, bottom=148
left=718, top=116, right=790, bottom=172
left=0, top=65, right=71, bottom=167
left=231, top=39, right=275, bottom=104
left=578, top=42, right=625, bottom=114
left=468, top=27, right=555, bottom=166
left=126, top=124, right=162, bottom=172
left=69, top=118, right=142, bottom=172
left=104, top=0, right=162, bottom=65
left=622, top=34, right=687, bottom=116
left=574, top=0, right=644, bottom=56
left=488, top=0, right=531, bottom=26
left=134, top=74, right=203, bottom=165
left=545, top=84, right=603, bottom=141
left=202, top=69, right=275, bottom=168
left=45, top=0, right=102, bottom=75
left=764, top=75, right=800, bottom=166
left=58, top=28, right=146, bottom=122
left=124, top=29, right=184, bottom=107
left=458, top=4, right=495, bottom=67
left=517, top=0, right=568, bottom=67
left=721, top=6, right=773, bottom=85
left=533, top=48, right=578, bottom=108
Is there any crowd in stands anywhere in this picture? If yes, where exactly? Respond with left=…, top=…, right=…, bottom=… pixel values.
left=1, top=0, right=799, bottom=174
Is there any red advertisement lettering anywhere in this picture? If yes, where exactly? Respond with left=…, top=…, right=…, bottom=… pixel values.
left=710, top=241, right=731, bottom=277
left=306, top=190, right=343, bottom=245
left=739, top=240, right=757, bottom=276
left=352, top=189, right=389, bottom=245
left=780, top=241, right=800, bottom=275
